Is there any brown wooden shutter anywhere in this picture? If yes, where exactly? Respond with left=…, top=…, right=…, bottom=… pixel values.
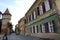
left=52, top=20, right=57, bottom=33
left=44, top=23, right=49, bottom=33
left=42, top=2, right=46, bottom=13
left=48, top=0, right=52, bottom=9
left=29, top=15, right=31, bottom=22
left=29, top=16, right=30, bottom=22
left=24, top=19, right=26, bottom=24
left=37, top=7, right=40, bottom=16
left=32, top=12, right=34, bottom=20
left=36, top=26, right=39, bottom=33
left=33, top=26, right=35, bottom=33
left=40, top=25, right=42, bottom=32
left=26, top=18, right=28, bottom=23
left=58, top=17, right=60, bottom=25
left=35, top=8, right=38, bottom=18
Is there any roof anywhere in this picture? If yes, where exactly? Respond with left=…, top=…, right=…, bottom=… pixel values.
left=3, top=8, right=11, bottom=16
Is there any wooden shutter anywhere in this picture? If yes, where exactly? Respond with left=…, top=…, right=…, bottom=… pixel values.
left=26, top=18, right=27, bottom=23
left=48, top=0, right=52, bottom=9
left=32, top=12, right=34, bottom=20
left=37, top=7, right=40, bottom=16
left=42, top=2, right=46, bottom=13
left=44, top=23, right=49, bottom=33
left=35, top=8, right=38, bottom=18
left=33, top=26, right=35, bottom=33
left=40, top=25, right=42, bottom=32
left=24, top=19, right=26, bottom=24
left=52, top=20, right=57, bottom=33
left=29, top=15, right=31, bottom=22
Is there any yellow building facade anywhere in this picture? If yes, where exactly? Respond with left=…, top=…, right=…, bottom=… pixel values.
left=18, top=17, right=26, bottom=35
left=24, top=0, right=60, bottom=40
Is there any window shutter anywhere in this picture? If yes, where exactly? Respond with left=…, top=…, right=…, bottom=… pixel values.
left=52, top=20, right=57, bottom=33
left=35, top=8, right=38, bottom=18
left=36, top=26, right=39, bottom=33
left=37, top=7, right=40, bottom=16
left=42, top=2, right=46, bottom=13
left=48, top=0, right=52, bottom=9
left=24, top=19, right=26, bottom=24
left=44, top=23, right=49, bottom=33
left=28, top=17, right=29, bottom=23
left=40, top=25, right=42, bottom=32
left=31, top=14, right=33, bottom=21
left=33, top=26, right=35, bottom=33
left=26, top=18, right=28, bottom=23
left=32, top=13, right=34, bottom=20
left=58, top=17, right=60, bottom=25
left=29, top=15, right=31, bottom=22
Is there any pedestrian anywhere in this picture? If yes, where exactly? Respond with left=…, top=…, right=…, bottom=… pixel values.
left=3, top=34, right=8, bottom=40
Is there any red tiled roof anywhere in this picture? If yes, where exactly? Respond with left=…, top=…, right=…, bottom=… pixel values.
left=3, top=8, right=11, bottom=16
left=5, top=8, right=10, bottom=14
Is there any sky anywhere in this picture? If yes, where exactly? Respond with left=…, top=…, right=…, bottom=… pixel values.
left=0, top=0, right=35, bottom=30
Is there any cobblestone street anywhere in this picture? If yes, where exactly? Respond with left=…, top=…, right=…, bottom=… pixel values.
left=6, top=33, right=40, bottom=40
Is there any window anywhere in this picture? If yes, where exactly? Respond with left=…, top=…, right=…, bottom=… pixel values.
left=40, top=21, right=56, bottom=33
left=34, top=11, right=36, bottom=19
left=44, top=22, right=49, bottom=33
left=39, top=5, right=43, bottom=15
left=35, top=9, right=37, bottom=18
left=32, top=25, right=39, bottom=33
left=48, top=21, right=54, bottom=32
left=42, top=24, right=45, bottom=33
left=48, top=21, right=56, bottom=33
left=36, top=26, right=39, bottom=33
left=35, top=25, right=37, bottom=33
left=45, top=0, right=50, bottom=11
left=40, top=25, right=42, bottom=32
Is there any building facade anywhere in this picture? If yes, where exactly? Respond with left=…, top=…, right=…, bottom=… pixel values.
left=25, top=0, right=60, bottom=40
left=1, top=8, right=12, bottom=34
left=18, top=17, right=26, bottom=35
left=15, top=24, right=19, bottom=34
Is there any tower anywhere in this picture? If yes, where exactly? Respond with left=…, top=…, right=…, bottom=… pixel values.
left=0, top=11, right=2, bottom=33
left=2, top=8, right=11, bottom=33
